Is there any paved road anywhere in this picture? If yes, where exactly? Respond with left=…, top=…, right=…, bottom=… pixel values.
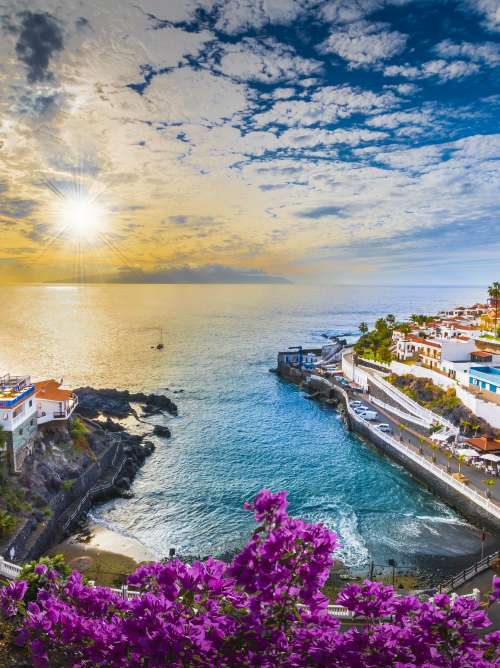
left=333, top=378, right=500, bottom=507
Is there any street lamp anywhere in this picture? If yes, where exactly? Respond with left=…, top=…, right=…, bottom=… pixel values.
left=388, top=558, right=397, bottom=587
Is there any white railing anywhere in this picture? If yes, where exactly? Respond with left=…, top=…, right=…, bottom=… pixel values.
left=347, top=406, right=500, bottom=522
left=0, top=557, right=22, bottom=579
left=368, top=372, right=457, bottom=433
left=369, top=396, right=429, bottom=429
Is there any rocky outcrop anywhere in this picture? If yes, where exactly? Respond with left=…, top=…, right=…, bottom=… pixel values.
left=1, top=387, right=176, bottom=562
left=75, top=387, right=178, bottom=419
left=153, top=425, right=171, bottom=438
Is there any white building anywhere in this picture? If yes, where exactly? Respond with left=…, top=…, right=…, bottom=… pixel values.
left=35, top=379, right=78, bottom=425
left=0, top=375, right=38, bottom=472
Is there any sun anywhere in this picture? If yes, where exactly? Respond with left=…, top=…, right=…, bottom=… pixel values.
left=59, top=195, right=106, bottom=241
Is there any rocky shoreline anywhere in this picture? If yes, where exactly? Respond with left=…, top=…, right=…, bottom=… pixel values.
left=0, top=387, right=177, bottom=564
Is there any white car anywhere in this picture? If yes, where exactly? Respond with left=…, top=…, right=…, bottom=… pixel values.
left=376, top=423, right=392, bottom=433
left=360, top=410, right=378, bottom=421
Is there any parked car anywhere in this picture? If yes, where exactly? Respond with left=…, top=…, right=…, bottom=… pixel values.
left=360, top=410, right=377, bottom=421
left=376, top=423, right=392, bottom=433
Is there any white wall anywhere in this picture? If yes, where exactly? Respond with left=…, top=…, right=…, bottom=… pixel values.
left=456, top=386, right=500, bottom=429
left=390, top=360, right=457, bottom=389
left=342, top=354, right=370, bottom=389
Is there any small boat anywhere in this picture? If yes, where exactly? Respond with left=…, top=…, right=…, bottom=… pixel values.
left=156, top=327, right=164, bottom=350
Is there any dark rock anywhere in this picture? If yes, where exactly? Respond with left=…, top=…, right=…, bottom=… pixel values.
left=101, top=417, right=125, bottom=432
left=153, top=425, right=171, bottom=438
left=75, top=387, right=177, bottom=419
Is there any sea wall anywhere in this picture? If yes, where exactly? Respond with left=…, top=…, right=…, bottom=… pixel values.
left=349, top=411, right=500, bottom=533
left=276, top=359, right=500, bottom=533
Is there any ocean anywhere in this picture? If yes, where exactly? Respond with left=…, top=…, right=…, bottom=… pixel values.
left=0, top=283, right=491, bottom=575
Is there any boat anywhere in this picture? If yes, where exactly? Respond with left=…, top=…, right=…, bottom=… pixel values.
left=156, top=327, right=164, bottom=350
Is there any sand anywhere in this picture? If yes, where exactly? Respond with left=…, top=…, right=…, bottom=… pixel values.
left=48, top=522, right=156, bottom=586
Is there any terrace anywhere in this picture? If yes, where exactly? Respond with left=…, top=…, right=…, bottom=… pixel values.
left=0, top=374, right=35, bottom=408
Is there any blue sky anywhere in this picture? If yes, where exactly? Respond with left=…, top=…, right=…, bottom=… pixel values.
left=0, top=0, right=499, bottom=283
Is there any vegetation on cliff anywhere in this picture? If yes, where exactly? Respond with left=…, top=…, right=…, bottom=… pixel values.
left=388, top=373, right=498, bottom=437
left=354, top=316, right=397, bottom=363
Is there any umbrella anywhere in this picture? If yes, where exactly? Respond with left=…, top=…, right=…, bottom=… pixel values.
left=456, top=448, right=479, bottom=457
left=480, top=453, right=500, bottom=462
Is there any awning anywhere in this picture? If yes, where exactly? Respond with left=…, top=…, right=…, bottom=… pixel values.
left=480, top=453, right=500, bottom=462
left=456, top=448, right=480, bottom=457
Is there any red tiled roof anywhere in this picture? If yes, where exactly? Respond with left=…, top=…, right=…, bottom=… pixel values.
left=466, top=437, right=500, bottom=452
left=35, top=379, right=74, bottom=402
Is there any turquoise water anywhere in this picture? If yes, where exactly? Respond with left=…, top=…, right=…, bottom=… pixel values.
left=0, top=284, right=490, bottom=572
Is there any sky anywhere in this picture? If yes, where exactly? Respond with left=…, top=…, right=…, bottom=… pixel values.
left=1, top=0, right=500, bottom=285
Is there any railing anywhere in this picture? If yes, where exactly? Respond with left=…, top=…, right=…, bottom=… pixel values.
left=368, top=372, right=457, bottom=433
left=439, top=550, right=499, bottom=593
left=347, top=405, right=500, bottom=522
left=0, top=556, right=482, bottom=617
left=62, top=453, right=127, bottom=531
left=369, top=396, right=429, bottom=429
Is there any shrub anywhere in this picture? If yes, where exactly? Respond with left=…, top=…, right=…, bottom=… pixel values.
left=0, top=510, right=15, bottom=537
left=0, top=490, right=499, bottom=667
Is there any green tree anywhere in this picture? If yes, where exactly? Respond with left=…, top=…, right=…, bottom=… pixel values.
left=430, top=443, right=439, bottom=463
left=488, top=281, right=500, bottom=336
left=461, top=419, right=471, bottom=435
left=0, top=509, right=15, bottom=537
left=386, top=314, right=396, bottom=327
left=457, top=454, right=466, bottom=474
left=359, top=322, right=369, bottom=335
left=483, top=478, right=496, bottom=499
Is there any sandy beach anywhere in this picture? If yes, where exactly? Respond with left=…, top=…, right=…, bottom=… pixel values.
left=48, top=522, right=156, bottom=586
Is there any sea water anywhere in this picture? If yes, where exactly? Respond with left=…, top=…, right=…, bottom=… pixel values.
left=0, top=283, right=490, bottom=574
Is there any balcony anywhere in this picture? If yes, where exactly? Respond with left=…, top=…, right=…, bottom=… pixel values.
left=37, top=396, right=79, bottom=425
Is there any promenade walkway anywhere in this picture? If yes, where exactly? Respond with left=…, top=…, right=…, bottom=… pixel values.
left=339, top=362, right=500, bottom=507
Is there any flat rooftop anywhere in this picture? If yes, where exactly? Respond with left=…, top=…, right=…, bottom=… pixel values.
left=0, top=374, right=34, bottom=404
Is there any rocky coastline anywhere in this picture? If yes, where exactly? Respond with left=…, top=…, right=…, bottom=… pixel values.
left=0, top=387, right=177, bottom=564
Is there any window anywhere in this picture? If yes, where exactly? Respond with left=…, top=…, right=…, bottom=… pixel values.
left=29, top=400, right=32, bottom=407
left=19, top=428, right=23, bottom=435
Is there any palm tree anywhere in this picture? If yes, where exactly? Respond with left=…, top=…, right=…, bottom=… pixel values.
left=386, top=314, right=396, bottom=327
left=457, top=454, right=466, bottom=474
left=471, top=424, right=481, bottom=437
left=488, top=282, right=500, bottom=337
left=460, top=419, right=471, bottom=435
left=430, top=443, right=439, bottom=463
left=359, top=322, right=369, bottom=336
left=483, top=478, right=496, bottom=499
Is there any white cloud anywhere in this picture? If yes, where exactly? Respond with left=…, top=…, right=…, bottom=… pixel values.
left=255, top=84, right=400, bottom=127
left=320, top=20, right=407, bottom=67
left=366, top=109, right=433, bottom=129
left=384, top=59, right=480, bottom=81
left=434, top=39, right=500, bottom=66
left=279, top=127, right=387, bottom=147
left=144, top=68, right=249, bottom=124
left=320, top=0, right=412, bottom=25
left=209, top=37, right=322, bottom=83
left=384, top=82, right=420, bottom=96
left=213, top=0, right=317, bottom=34
left=464, top=0, right=500, bottom=33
